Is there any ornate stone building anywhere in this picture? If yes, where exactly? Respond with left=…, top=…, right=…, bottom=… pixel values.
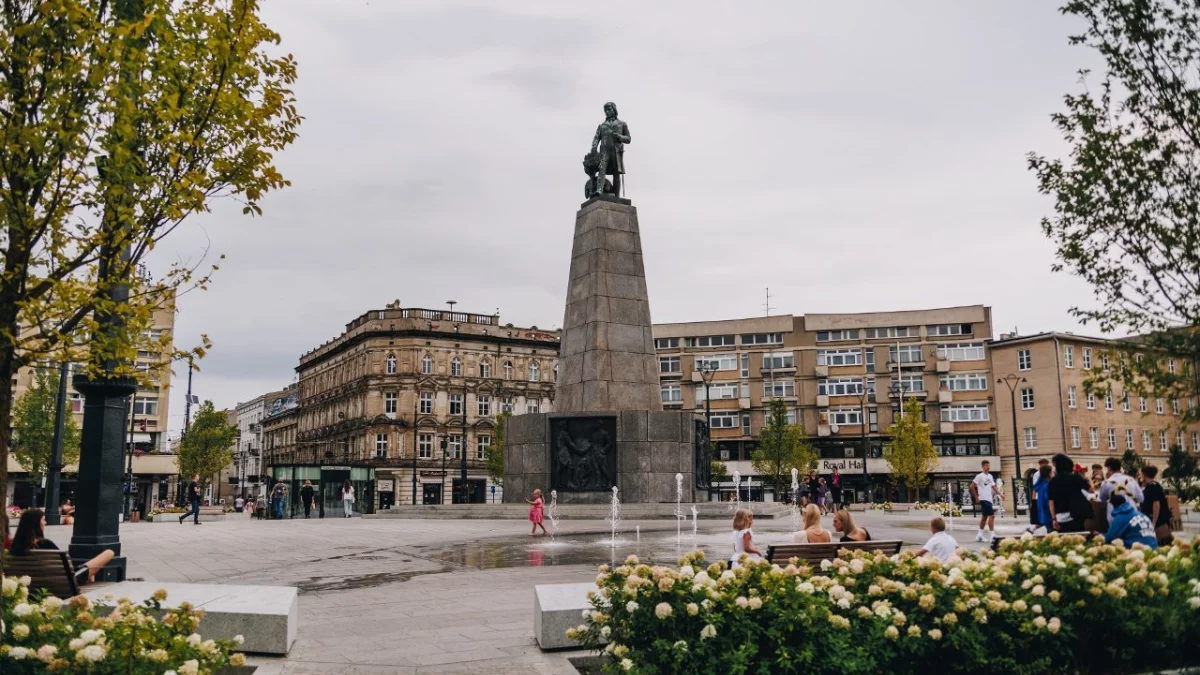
left=269, top=302, right=559, bottom=513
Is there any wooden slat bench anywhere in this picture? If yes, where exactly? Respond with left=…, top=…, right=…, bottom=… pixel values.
left=2, top=550, right=87, bottom=598
left=765, top=540, right=903, bottom=564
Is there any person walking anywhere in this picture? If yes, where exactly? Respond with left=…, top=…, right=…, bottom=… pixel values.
left=1049, top=453, right=1093, bottom=533
left=970, top=460, right=998, bottom=542
left=1137, top=465, right=1173, bottom=545
left=816, top=478, right=828, bottom=515
left=1025, top=460, right=1050, bottom=533
left=270, top=478, right=288, bottom=519
left=300, top=480, right=316, bottom=519
left=179, top=474, right=202, bottom=525
left=340, top=479, right=355, bottom=518
left=526, top=489, right=548, bottom=536
left=830, top=468, right=842, bottom=508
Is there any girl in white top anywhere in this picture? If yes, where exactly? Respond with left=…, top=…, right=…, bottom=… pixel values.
left=791, top=504, right=833, bottom=543
left=731, top=508, right=763, bottom=566
left=341, top=479, right=355, bottom=518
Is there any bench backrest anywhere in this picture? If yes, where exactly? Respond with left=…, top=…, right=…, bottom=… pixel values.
left=2, top=550, right=80, bottom=598
left=765, top=540, right=903, bottom=564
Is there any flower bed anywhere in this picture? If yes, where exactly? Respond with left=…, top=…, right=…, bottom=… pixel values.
left=572, top=535, right=1200, bottom=674
left=1, top=575, right=247, bottom=673
left=913, top=501, right=964, bottom=518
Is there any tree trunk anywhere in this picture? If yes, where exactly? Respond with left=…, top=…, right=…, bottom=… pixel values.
left=0, top=300, right=20, bottom=507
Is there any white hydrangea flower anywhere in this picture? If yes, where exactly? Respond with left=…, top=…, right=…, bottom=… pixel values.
left=186, top=633, right=202, bottom=647
left=625, top=601, right=639, bottom=613
left=686, top=603, right=699, bottom=616
left=179, top=659, right=201, bottom=675
left=1188, top=596, right=1200, bottom=610
left=12, top=603, right=33, bottom=618
left=700, top=624, right=717, bottom=640
left=18, top=576, right=31, bottom=586
left=68, top=638, right=85, bottom=651
left=76, top=644, right=106, bottom=663
left=620, top=658, right=634, bottom=671
left=9, top=646, right=30, bottom=660
left=655, top=602, right=672, bottom=619
left=600, top=626, right=611, bottom=638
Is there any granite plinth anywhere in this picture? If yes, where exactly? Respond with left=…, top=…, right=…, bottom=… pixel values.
left=86, top=581, right=297, bottom=655
left=535, top=582, right=602, bottom=650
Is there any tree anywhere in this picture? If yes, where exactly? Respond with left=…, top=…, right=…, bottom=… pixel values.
left=11, top=368, right=81, bottom=494
left=175, top=401, right=236, bottom=495
left=751, top=399, right=816, bottom=500
left=1164, top=444, right=1199, bottom=498
left=883, top=398, right=938, bottom=501
left=1029, top=0, right=1200, bottom=424
left=0, top=0, right=301, bottom=499
left=710, top=459, right=729, bottom=486
left=484, top=411, right=511, bottom=486
left=1121, top=449, right=1146, bottom=476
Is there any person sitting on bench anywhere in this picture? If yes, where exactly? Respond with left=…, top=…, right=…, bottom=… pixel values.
left=9, top=508, right=115, bottom=584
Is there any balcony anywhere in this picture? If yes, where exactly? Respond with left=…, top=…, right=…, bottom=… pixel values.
left=818, top=424, right=831, bottom=437
left=936, top=360, right=950, bottom=373
left=816, top=394, right=829, bottom=407
left=887, top=388, right=928, bottom=400
left=938, top=389, right=953, bottom=403
left=940, top=421, right=955, bottom=434
left=738, top=397, right=751, bottom=410
left=814, top=365, right=829, bottom=377
left=886, top=360, right=926, bottom=371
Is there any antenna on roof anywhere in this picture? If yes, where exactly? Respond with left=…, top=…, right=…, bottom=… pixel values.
left=763, top=287, right=774, bottom=317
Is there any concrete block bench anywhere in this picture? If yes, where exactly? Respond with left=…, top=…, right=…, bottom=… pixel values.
left=86, top=581, right=297, bottom=655
left=535, top=582, right=601, bottom=650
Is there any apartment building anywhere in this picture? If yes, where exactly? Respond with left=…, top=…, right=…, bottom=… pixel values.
left=268, top=302, right=559, bottom=514
left=991, top=332, right=1200, bottom=476
left=653, top=305, right=997, bottom=503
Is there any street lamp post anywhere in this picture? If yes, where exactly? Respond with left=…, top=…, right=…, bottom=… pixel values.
left=44, top=362, right=71, bottom=525
left=997, top=374, right=1027, bottom=512
left=856, top=384, right=871, bottom=504
left=440, top=435, right=448, bottom=504
left=886, top=380, right=909, bottom=502
left=699, top=362, right=717, bottom=500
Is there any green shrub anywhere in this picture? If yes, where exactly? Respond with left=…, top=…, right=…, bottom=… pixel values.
left=573, top=535, right=1200, bottom=674
left=1, top=576, right=246, bottom=673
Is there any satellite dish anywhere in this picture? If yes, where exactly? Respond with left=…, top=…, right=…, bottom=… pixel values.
left=830, top=423, right=840, bottom=433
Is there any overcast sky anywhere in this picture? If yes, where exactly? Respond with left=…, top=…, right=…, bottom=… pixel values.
left=158, top=1, right=1101, bottom=434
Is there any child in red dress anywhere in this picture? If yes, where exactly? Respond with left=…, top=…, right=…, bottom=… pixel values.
left=527, top=489, right=548, bottom=536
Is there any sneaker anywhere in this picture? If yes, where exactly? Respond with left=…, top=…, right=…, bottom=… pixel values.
left=194, top=521, right=202, bottom=525
left=974, top=532, right=985, bottom=542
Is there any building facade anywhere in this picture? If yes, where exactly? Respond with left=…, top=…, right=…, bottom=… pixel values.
left=267, top=303, right=560, bottom=515
left=990, top=332, right=1200, bottom=478
left=653, top=305, right=997, bottom=503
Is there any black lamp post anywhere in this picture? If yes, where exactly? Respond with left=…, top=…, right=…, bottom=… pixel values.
left=997, top=373, right=1027, bottom=511
left=44, top=362, right=70, bottom=525
left=440, top=434, right=448, bottom=504
left=856, top=383, right=871, bottom=504
left=699, top=362, right=717, bottom=498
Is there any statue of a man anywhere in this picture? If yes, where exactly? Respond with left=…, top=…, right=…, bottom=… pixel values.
left=590, top=102, right=630, bottom=197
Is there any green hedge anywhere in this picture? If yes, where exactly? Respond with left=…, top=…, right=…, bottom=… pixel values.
left=572, top=535, right=1200, bottom=674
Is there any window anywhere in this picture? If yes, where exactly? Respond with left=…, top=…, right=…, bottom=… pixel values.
left=477, top=434, right=491, bottom=460
left=741, top=382, right=750, bottom=398
left=529, top=362, right=540, bottom=382
left=659, top=356, right=681, bottom=374
left=696, top=382, right=738, bottom=402
left=892, top=374, right=925, bottom=392
left=480, top=360, right=491, bottom=379
left=1156, top=398, right=1165, bottom=414
left=827, top=407, right=863, bottom=426
left=420, top=354, right=432, bottom=375
left=132, top=397, right=158, bottom=416
left=686, top=335, right=735, bottom=348
left=419, top=392, right=433, bottom=415
left=763, top=380, right=796, bottom=398
left=1063, top=345, right=1074, bottom=368
left=661, top=384, right=681, bottom=403
left=818, top=377, right=864, bottom=397
left=450, top=356, right=462, bottom=377
left=1172, top=399, right=1180, bottom=415
left=817, top=348, right=862, bottom=367
left=740, top=353, right=749, bottom=378
left=526, top=398, right=541, bottom=414
left=1020, top=388, right=1035, bottom=410
left=477, top=395, right=491, bottom=417
left=941, top=404, right=990, bottom=422
left=503, top=361, right=513, bottom=379
left=386, top=354, right=398, bottom=374
left=655, top=337, right=680, bottom=349
left=1139, top=397, right=1147, bottom=413
left=1104, top=393, right=1113, bottom=411
left=866, top=348, right=876, bottom=373
left=1067, top=386, right=1077, bottom=409
left=1126, top=429, right=1134, bottom=450
left=694, top=353, right=738, bottom=371
left=1108, top=428, right=1117, bottom=450
left=889, top=345, right=922, bottom=364
left=866, top=326, right=916, bottom=338
left=1177, top=431, right=1185, bottom=451
left=1168, top=359, right=1176, bottom=374
left=710, top=412, right=738, bottom=428
left=448, top=435, right=463, bottom=459
left=1017, top=349, right=1032, bottom=371
left=761, top=352, right=794, bottom=370
left=1160, top=431, right=1168, bottom=452
left=937, top=342, right=986, bottom=362
left=375, top=433, right=388, bottom=458
left=1024, top=427, right=1038, bottom=450
left=501, top=396, right=514, bottom=413
left=69, top=393, right=84, bottom=413
left=926, top=324, right=971, bottom=337
left=742, top=414, right=751, bottom=435
left=1086, top=391, right=1096, bottom=410
left=1100, top=352, right=1110, bottom=370
left=741, top=333, right=782, bottom=345
left=419, top=433, right=434, bottom=459
left=449, top=393, right=464, bottom=416
left=816, top=329, right=859, bottom=342
left=1193, top=432, right=1199, bottom=453
left=939, top=372, right=989, bottom=391
left=1082, top=348, right=1092, bottom=369
left=1142, top=430, right=1152, bottom=451
left=1070, top=426, right=1081, bottom=448
left=1089, top=427, right=1099, bottom=449
left=384, top=392, right=398, bottom=415
left=1122, top=392, right=1130, bottom=412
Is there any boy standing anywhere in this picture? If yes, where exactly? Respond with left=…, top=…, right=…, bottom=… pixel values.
left=970, top=460, right=997, bottom=542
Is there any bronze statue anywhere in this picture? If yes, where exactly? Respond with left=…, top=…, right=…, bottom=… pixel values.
left=589, top=102, right=630, bottom=197
left=583, top=151, right=615, bottom=198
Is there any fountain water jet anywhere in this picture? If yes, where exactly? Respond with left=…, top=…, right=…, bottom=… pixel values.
left=790, top=468, right=801, bottom=532
left=731, top=471, right=742, bottom=513
left=690, top=504, right=699, bottom=539
left=548, top=490, right=561, bottom=539
left=608, top=486, right=620, bottom=547
left=674, top=473, right=685, bottom=546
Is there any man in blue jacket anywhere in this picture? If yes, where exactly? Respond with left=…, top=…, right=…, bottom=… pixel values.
left=1104, top=493, right=1158, bottom=549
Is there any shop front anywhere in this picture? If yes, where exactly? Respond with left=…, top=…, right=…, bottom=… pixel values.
left=266, top=464, right=376, bottom=518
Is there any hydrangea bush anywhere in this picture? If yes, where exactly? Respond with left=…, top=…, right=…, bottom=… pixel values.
left=1, top=575, right=247, bottom=673
left=913, top=501, right=964, bottom=518
left=572, top=534, right=1200, bottom=674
